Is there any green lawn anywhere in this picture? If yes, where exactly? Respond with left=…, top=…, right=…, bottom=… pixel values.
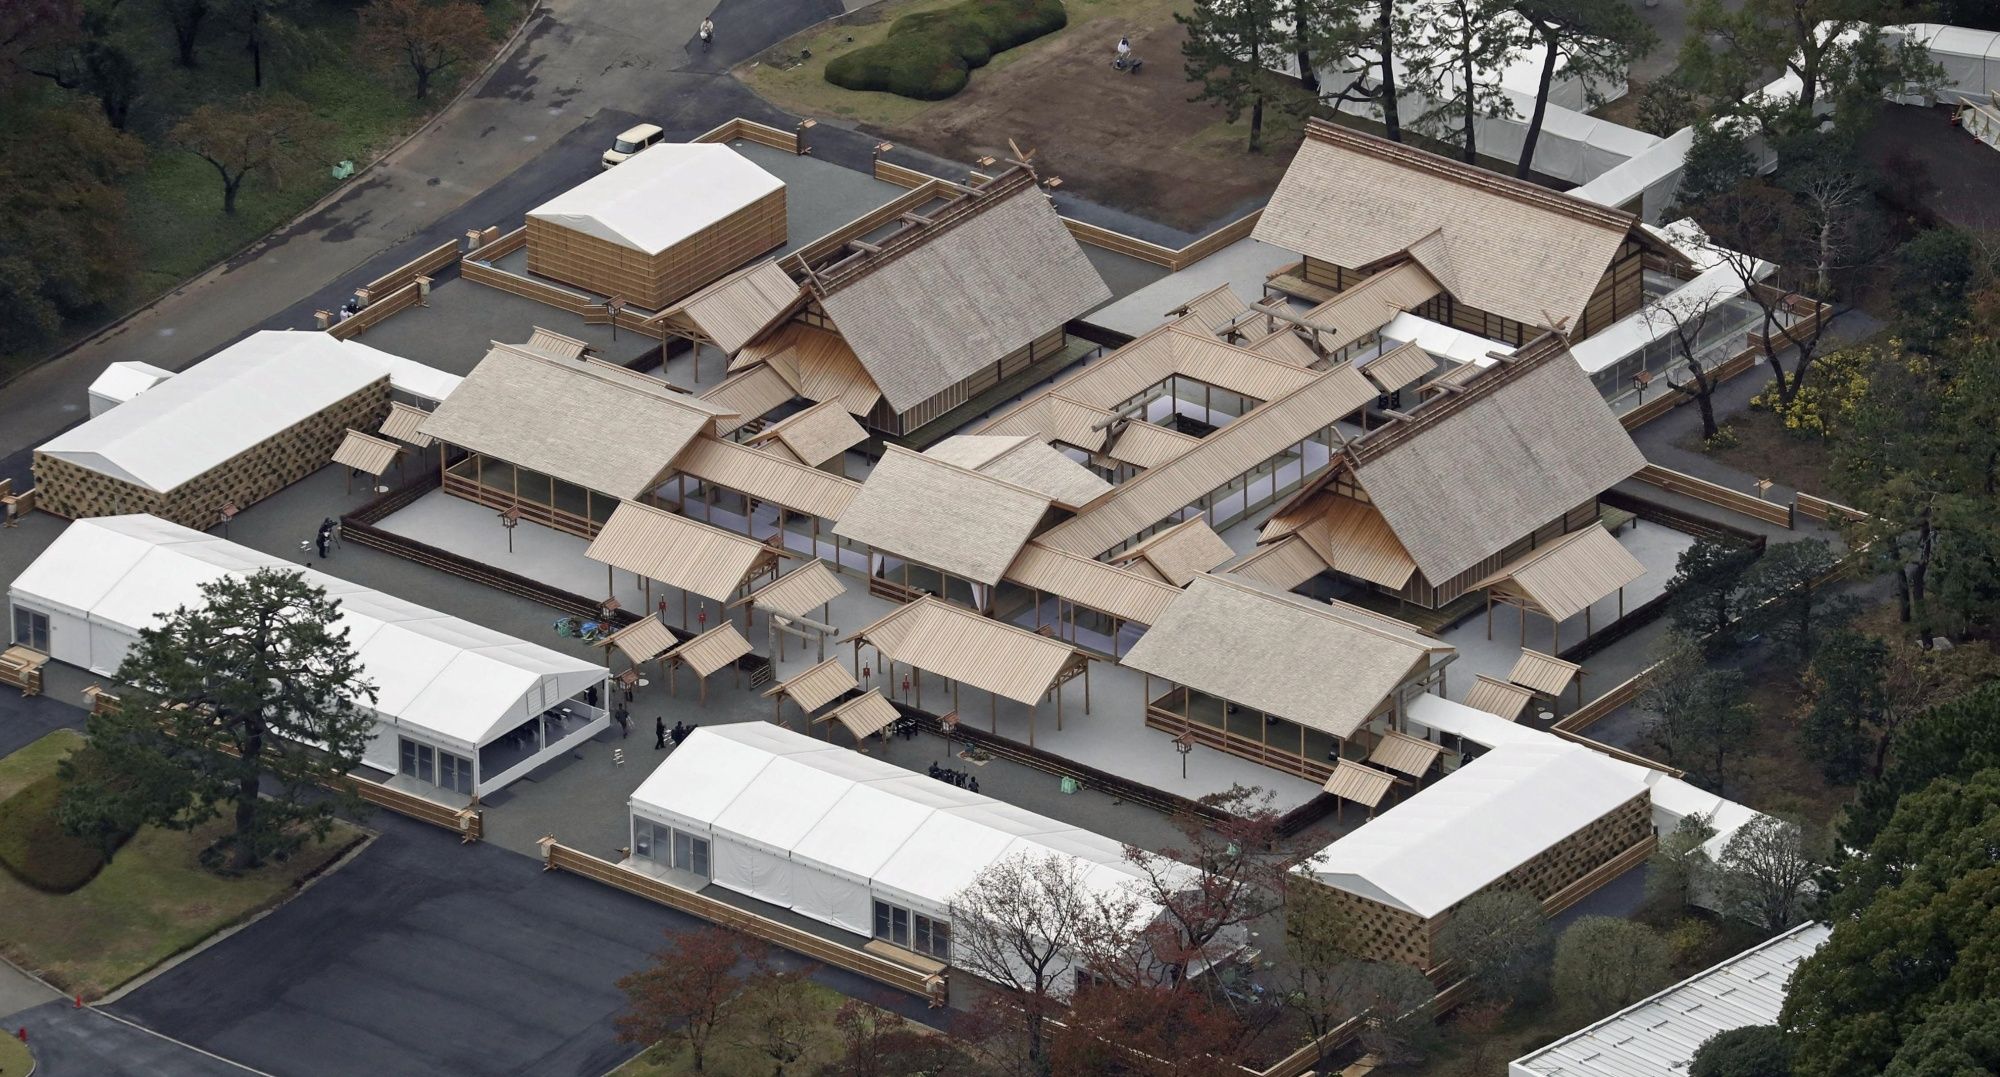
left=0, top=1034, right=29, bottom=1076
left=0, top=730, right=367, bottom=1000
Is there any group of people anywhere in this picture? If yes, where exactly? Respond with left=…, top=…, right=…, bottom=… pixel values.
left=927, top=762, right=979, bottom=793
left=654, top=718, right=698, bottom=750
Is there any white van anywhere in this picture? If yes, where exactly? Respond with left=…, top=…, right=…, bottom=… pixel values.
left=602, top=123, right=664, bottom=168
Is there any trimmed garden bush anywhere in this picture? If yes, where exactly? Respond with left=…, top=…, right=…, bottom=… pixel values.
left=825, top=0, right=1067, bottom=100
left=0, top=772, right=127, bottom=894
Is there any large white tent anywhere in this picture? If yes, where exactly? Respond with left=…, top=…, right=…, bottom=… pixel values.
left=527, top=143, right=785, bottom=256
left=8, top=515, right=606, bottom=797
left=630, top=723, right=1178, bottom=972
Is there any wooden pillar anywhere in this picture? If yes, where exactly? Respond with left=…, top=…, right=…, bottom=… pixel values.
left=1083, top=661, right=1091, bottom=713
left=1485, top=593, right=1493, bottom=641
left=990, top=691, right=997, bottom=733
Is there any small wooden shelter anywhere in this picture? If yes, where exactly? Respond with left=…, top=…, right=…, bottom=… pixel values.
left=586, top=500, right=782, bottom=629
left=763, top=657, right=858, bottom=724
left=664, top=622, right=753, bottom=703
left=849, top=596, right=1090, bottom=747
left=816, top=688, right=900, bottom=747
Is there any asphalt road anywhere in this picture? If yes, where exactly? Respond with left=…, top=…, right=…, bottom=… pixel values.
left=104, top=813, right=940, bottom=1077
left=9, top=1005, right=265, bottom=1077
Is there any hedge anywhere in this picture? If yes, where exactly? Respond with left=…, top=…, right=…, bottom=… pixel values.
left=825, top=0, right=1067, bottom=100
left=0, top=772, right=127, bottom=894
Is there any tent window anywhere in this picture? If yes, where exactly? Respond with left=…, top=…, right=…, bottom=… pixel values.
left=873, top=900, right=948, bottom=960
left=399, top=738, right=434, bottom=784
left=914, top=914, right=950, bottom=962
left=633, top=820, right=659, bottom=862
left=672, top=829, right=710, bottom=878
left=438, top=751, right=474, bottom=795
left=12, top=608, right=49, bottom=653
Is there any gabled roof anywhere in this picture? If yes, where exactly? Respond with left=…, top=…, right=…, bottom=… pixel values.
left=1171, top=284, right=1252, bottom=334
left=420, top=343, right=735, bottom=499
left=924, top=435, right=1111, bottom=511
left=701, top=364, right=799, bottom=435
left=527, top=143, right=784, bottom=256
left=1035, top=366, right=1378, bottom=557
left=734, top=323, right=881, bottom=417
left=809, top=171, right=1111, bottom=414
left=670, top=435, right=861, bottom=521
left=1000, top=541, right=1182, bottom=626
left=664, top=260, right=801, bottom=354
left=745, top=400, right=869, bottom=468
left=1112, top=515, right=1236, bottom=587
left=585, top=500, right=778, bottom=604
left=1471, top=524, right=1645, bottom=622
left=1347, top=335, right=1647, bottom=582
left=852, top=596, right=1078, bottom=706
left=1119, top=574, right=1448, bottom=740
left=1261, top=492, right=1417, bottom=591
left=982, top=323, right=1321, bottom=420
left=832, top=445, right=1052, bottom=586
left=1252, top=120, right=1642, bottom=330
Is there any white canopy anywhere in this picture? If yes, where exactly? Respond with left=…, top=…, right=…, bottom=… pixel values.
left=528, top=143, right=785, bottom=255
left=87, top=361, right=176, bottom=416
left=340, top=339, right=464, bottom=404
left=1897, top=23, right=2000, bottom=104
left=8, top=515, right=603, bottom=753
left=631, top=722, right=1165, bottom=930
left=1305, top=737, right=1648, bottom=917
left=1380, top=312, right=1514, bottom=369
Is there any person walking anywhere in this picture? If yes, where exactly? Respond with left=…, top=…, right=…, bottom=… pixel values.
left=699, top=16, right=714, bottom=48
left=314, top=522, right=332, bottom=560
left=654, top=716, right=667, bottom=750
left=615, top=704, right=630, bottom=739
left=1114, top=35, right=1131, bottom=66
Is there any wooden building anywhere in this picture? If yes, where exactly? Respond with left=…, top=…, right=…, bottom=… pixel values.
left=525, top=144, right=787, bottom=310
left=1302, top=739, right=1653, bottom=969
left=1253, top=119, right=1690, bottom=344
left=1242, top=333, right=1648, bottom=612
left=34, top=331, right=391, bottom=528
left=727, top=168, right=1111, bottom=441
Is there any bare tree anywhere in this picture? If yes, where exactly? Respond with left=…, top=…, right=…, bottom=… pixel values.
left=613, top=928, right=747, bottom=1073
left=1639, top=282, right=1739, bottom=440
left=731, top=952, right=821, bottom=1077
left=170, top=92, right=329, bottom=214
left=1121, top=786, right=1301, bottom=990
left=1692, top=184, right=1833, bottom=407
left=1717, top=815, right=1820, bottom=932
left=1284, top=885, right=1437, bottom=1067
left=950, top=851, right=1140, bottom=1071
left=358, top=0, right=490, bottom=99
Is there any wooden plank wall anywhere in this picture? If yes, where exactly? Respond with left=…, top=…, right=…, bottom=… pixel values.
left=526, top=188, right=787, bottom=309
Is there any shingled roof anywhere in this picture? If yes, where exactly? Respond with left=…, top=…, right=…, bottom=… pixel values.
left=810, top=170, right=1111, bottom=414
left=1252, top=120, right=1646, bottom=331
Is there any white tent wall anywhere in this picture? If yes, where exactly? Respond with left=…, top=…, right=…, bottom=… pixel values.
left=1895, top=23, right=2000, bottom=104
left=477, top=712, right=609, bottom=795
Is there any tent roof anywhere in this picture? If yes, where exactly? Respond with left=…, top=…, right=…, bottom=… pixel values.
left=924, top=435, right=1112, bottom=511
left=1120, top=574, right=1448, bottom=740
left=633, top=722, right=1163, bottom=913
left=1304, top=739, right=1647, bottom=917
left=421, top=343, right=734, bottom=499
left=586, top=500, right=777, bottom=604
left=1512, top=922, right=1831, bottom=1077
left=1349, top=335, right=1646, bottom=582
left=810, top=171, right=1110, bottom=414
left=527, top=143, right=784, bottom=256
left=340, top=338, right=464, bottom=404
left=833, top=446, right=1052, bottom=586
left=1253, top=120, right=1640, bottom=330
left=39, top=331, right=387, bottom=494
left=88, top=361, right=175, bottom=405
left=11, top=516, right=602, bottom=750
left=853, top=596, right=1077, bottom=707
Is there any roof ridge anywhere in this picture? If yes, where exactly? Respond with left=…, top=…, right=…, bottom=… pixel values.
left=1348, top=331, right=1572, bottom=465
left=1196, top=572, right=1438, bottom=652
left=1302, top=119, right=1638, bottom=234
left=489, top=341, right=729, bottom=417
left=879, top=443, right=1054, bottom=505
left=815, top=168, right=1042, bottom=296
left=675, top=434, right=862, bottom=492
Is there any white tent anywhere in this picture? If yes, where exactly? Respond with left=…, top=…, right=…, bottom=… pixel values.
left=630, top=723, right=1174, bottom=972
left=1897, top=23, right=2000, bottom=104
left=87, top=361, right=176, bottom=417
left=8, top=515, right=606, bottom=796
left=527, top=143, right=785, bottom=256
left=1380, top=312, right=1514, bottom=369
left=41, top=331, right=458, bottom=495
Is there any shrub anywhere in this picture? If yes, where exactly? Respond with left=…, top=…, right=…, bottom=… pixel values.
left=0, top=773, right=124, bottom=893
left=825, top=0, right=1067, bottom=100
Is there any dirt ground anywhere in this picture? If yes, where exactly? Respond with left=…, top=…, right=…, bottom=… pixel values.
left=1677, top=404, right=1836, bottom=496
left=737, top=0, right=1305, bottom=232
left=1862, top=102, right=2000, bottom=232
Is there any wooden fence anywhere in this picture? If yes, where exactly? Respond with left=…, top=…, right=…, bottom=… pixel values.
left=693, top=117, right=801, bottom=154
left=459, top=259, right=597, bottom=315
left=362, top=238, right=461, bottom=298
left=1794, top=492, right=1866, bottom=525
left=871, top=158, right=943, bottom=189
left=539, top=840, right=944, bottom=1001
left=1635, top=464, right=1795, bottom=528
left=328, top=280, right=421, bottom=340
left=1555, top=667, right=1649, bottom=733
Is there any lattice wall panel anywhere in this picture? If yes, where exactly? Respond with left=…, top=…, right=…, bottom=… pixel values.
left=525, top=189, right=786, bottom=310
left=33, top=380, right=390, bottom=529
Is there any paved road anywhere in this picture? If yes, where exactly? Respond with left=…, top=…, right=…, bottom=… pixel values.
left=105, top=813, right=940, bottom=1077
left=10, top=1005, right=266, bottom=1077
left=0, top=0, right=831, bottom=483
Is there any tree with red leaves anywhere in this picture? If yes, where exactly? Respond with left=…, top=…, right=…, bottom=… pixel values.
left=1048, top=981, right=1251, bottom=1077
left=1119, top=785, right=1302, bottom=989
left=613, top=927, right=747, bottom=1073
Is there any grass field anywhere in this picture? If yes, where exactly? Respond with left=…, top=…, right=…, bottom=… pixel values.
left=0, top=1033, right=29, bottom=1075
left=0, top=730, right=367, bottom=1000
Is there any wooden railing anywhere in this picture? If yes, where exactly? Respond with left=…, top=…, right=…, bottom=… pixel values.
left=694, top=117, right=801, bottom=154
left=478, top=225, right=528, bottom=259
left=872, top=158, right=942, bottom=189
left=1542, top=835, right=1657, bottom=917
left=460, top=259, right=596, bottom=315
left=1794, top=492, right=1866, bottom=525
left=1144, top=708, right=1335, bottom=785
left=540, top=840, right=943, bottom=1001
left=362, top=239, right=461, bottom=298
left=1617, top=347, right=1762, bottom=429
left=328, top=280, right=421, bottom=340
left=1552, top=729, right=1682, bottom=776
left=1555, top=666, right=1650, bottom=733
left=1635, top=464, right=1794, bottom=528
